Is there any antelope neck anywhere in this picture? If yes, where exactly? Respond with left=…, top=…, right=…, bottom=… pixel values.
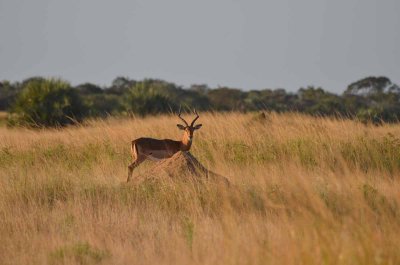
left=180, top=133, right=192, bottom=151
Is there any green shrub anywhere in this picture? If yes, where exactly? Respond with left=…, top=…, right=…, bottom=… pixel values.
left=49, top=241, right=110, bottom=264
left=125, top=92, right=175, bottom=116
left=8, top=78, right=87, bottom=127
left=124, top=80, right=177, bottom=116
left=356, top=106, right=400, bottom=125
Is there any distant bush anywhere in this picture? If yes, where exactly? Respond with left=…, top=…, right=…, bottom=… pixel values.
left=8, top=78, right=87, bottom=127
left=124, top=80, right=178, bottom=116
left=125, top=91, right=176, bottom=116
left=0, top=80, right=23, bottom=110
left=356, top=106, right=400, bottom=125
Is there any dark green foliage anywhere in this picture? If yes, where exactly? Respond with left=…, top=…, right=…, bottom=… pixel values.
left=74, top=83, right=103, bottom=95
left=2, top=75, right=400, bottom=124
left=124, top=79, right=178, bottom=115
left=296, top=86, right=346, bottom=116
left=107, top=76, right=136, bottom=95
left=244, top=89, right=297, bottom=112
left=83, top=94, right=124, bottom=117
left=124, top=79, right=210, bottom=115
left=0, top=80, right=22, bottom=110
left=342, top=94, right=369, bottom=116
left=74, top=83, right=124, bottom=117
left=8, top=78, right=87, bottom=127
left=345, top=76, right=398, bottom=96
left=208, top=87, right=245, bottom=111
left=356, top=106, right=400, bottom=125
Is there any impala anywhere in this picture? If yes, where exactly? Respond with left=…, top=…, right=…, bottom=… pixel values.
left=127, top=109, right=202, bottom=182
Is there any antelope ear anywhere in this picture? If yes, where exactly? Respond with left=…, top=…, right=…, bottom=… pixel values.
left=177, top=124, right=186, bottom=130
left=193, top=124, right=202, bottom=130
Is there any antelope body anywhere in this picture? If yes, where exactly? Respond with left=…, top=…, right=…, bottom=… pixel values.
left=127, top=110, right=202, bottom=182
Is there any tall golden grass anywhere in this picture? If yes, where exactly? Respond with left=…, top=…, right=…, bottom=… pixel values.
left=1, top=112, right=400, bottom=265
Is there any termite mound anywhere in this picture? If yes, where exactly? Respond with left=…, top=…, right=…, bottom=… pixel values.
left=129, top=151, right=229, bottom=186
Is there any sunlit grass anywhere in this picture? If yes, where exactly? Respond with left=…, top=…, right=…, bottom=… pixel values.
left=0, top=112, right=400, bottom=264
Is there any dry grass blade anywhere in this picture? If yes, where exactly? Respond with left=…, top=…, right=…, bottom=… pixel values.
left=1, top=112, right=400, bottom=265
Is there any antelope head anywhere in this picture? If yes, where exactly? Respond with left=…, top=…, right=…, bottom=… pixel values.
left=177, top=109, right=202, bottom=144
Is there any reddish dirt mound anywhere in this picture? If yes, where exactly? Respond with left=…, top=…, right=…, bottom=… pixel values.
left=132, top=152, right=229, bottom=185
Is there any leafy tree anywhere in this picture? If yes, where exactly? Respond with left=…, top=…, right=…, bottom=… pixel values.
left=9, top=78, right=87, bottom=127
left=75, top=83, right=103, bottom=95
left=190, top=84, right=209, bottom=95
left=0, top=80, right=22, bottom=110
left=74, top=83, right=122, bottom=117
left=345, top=76, right=398, bottom=96
left=176, top=89, right=210, bottom=111
left=356, top=105, right=400, bottom=124
left=344, top=76, right=400, bottom=123
left=208, top=87, right=244, bottom=111
left=243, top=89, right=296, bottom=112
left=341, top=94, right=369, bottom=117
left=297, top=86, right=345, bottom=116
left=124, top=79, right=210, bottom=115
left=20, top=76, right=46, bottom=88
left=124, top=80, right=177, bottom=116
left=125, top=92, right=175, bottom=116
left=83, top=94, right=124, bottom=117
left=106, top=77, right=136, bottom=95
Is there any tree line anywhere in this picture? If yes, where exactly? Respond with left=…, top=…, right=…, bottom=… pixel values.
left=1, top=76, right=399, bottom=127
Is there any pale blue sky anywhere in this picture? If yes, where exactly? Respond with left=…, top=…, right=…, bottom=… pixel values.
left=0, top=0, right=399, bottom=93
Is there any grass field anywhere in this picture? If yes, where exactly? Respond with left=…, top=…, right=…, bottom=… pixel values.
left=1, top=112, right=400, bottom=265
left=0, top=111, right=7, bottom=127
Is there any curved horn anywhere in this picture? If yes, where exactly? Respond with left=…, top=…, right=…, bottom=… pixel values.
left=190, top=109, right=200, bottom=127
left=177, top=107, right=189, bottom=126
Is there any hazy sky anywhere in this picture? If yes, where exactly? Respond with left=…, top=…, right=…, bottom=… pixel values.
left=0, top=0, right=399, bottom=93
